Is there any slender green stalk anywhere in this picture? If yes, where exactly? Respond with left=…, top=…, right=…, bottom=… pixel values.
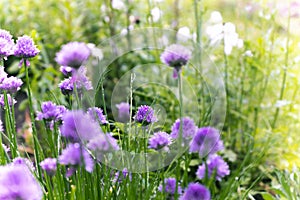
left=3, top=91, right=17, bottom=157
left=272, top=11, right=290, bottom=128
left=128, top=73, right=134, bottom=150
left=175, top=70, right=184, bottom=199
left=9, top=96, right=18, bottom=156
left=24, top=62, right=43, bottom=178
left=0, top=130, right=5, bottom=164
left=193, top=0, right=202, bottom=72
left=178, top=71, right=183, bottom=146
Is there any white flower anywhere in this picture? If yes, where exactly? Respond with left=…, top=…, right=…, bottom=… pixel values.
left=112, top=0, right=125, bottom=10
left=294, top=56, right=300, bottom=63
left=274, top=100, right=291, bottom=108
left=177, top=26, right=191, bottom=42
left=209, top=11, right=223, bottom=24
left=151, top=7, right=162, bottom=22
left=244, top=50, right=253, bottom=57
left=206, top=11, right=243, bottom=55
left=87, top=43, right=103, bottom=60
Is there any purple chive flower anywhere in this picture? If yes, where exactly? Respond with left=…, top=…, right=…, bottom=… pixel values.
left=0, top=94, right=16, bottom=107
left=189, top=127, right=224, bottom=158
left=59, top=143, right=94, bottom=175
left=58, top=66, right=92, bottom=95
left=170, top=117, right=197, bottom=139
left=158, top=178, right=182, bottom=195
left=148, top=131, right=172, bottom=151
left=40, top=158, right=57, bottom=176
left=59, top=77, right=74, bottom=95
left=134, top=105, right=157, bottom=125
left=60, top=110, right=102, bottom=142
left=87, top=107, right=108, bottom=124
left=36, top=101, right=67, bottom=121
left=14, top=35, right=39, bottom=67
left=87, top=133, right=119, bottom=162
left=160, top=44, right=191, bottom=78
left=0, top=163, right=43, bottom=200
left=60, top=66, right=74, bottom=76
left=180, top=183, right=211, bottom=200
left=0, top=29, right=14, bottom=59
left=55, top=42, right=90, bottom=69
left=116, top=102, right=130, bottom=123
left=0, top=76, right=23, bottom=93
left=196, top=154, right=230, bottom=181
left=87, top=133, right=119, bottom=152
left=12, top=157, right=35, bottom=171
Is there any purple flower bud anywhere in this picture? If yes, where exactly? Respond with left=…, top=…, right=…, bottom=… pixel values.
left=134, top=105, right=157, bottom=125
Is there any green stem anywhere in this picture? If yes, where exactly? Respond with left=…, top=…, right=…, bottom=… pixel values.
left=272, top=9, right=290, bottom=129
left=0, top=131, right=5, bottom=164
left=4, top=92, right=18, bottom=158
left=178, top=70, right=183, bottom=146
left=24, top=61, right=43, bottom=179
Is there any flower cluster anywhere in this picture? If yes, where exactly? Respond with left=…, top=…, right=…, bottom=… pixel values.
left=14, top=35, right=40, bottom=66
left=57, top=110, right=119, bottom=176
left=0, top=29, right=39, bottom=67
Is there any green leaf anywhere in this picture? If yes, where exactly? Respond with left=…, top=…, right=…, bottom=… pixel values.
left=260, top=192, right=276, bottom=200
